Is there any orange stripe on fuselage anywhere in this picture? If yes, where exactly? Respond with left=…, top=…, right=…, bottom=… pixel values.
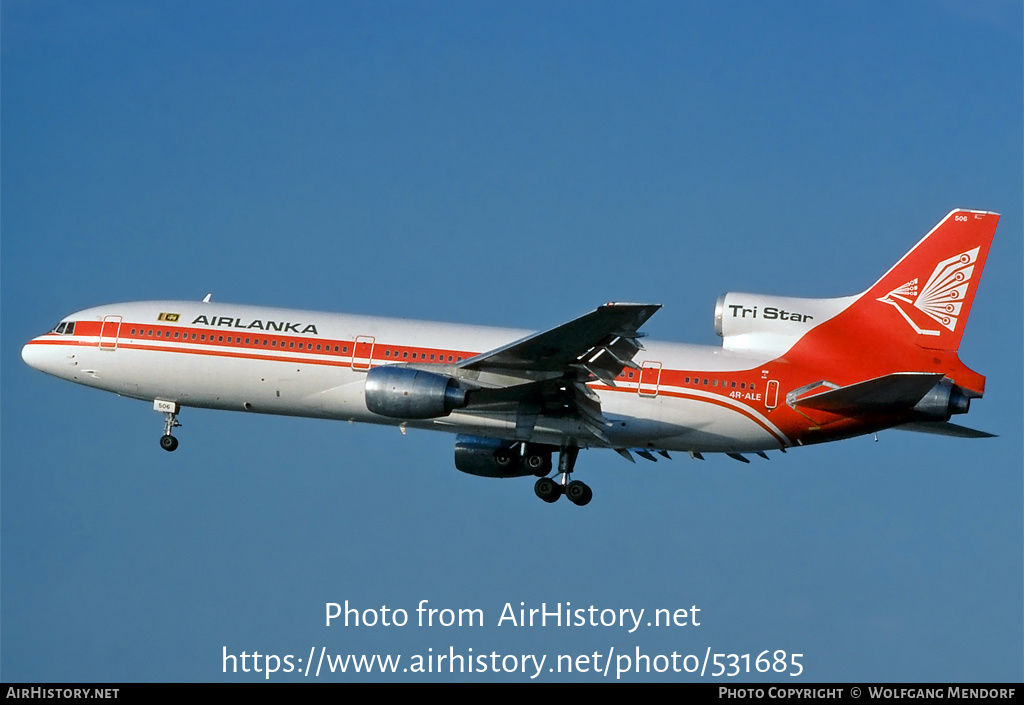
left=35, top=318, right=798, bottom=446
left=592, top=383, right=790, bottom=446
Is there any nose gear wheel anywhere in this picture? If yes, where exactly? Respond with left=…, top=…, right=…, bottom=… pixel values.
left=157, top=402, right=181, bottom=452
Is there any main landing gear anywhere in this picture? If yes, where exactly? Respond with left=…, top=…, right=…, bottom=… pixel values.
left=154, top=399, right=181, bottom=452
left=534, top=446, right=592, bottom=506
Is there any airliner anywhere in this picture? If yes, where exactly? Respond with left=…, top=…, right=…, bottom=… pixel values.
left=22, top=210, right=998, bottom=506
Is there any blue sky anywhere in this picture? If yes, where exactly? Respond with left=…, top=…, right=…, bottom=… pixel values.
left=3, top=1, right=1021, bottom=682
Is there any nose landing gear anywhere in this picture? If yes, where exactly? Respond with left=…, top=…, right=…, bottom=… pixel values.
left=154, top=399, right=181, bottom=452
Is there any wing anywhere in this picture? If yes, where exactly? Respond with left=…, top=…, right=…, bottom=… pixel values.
left=459, top=302, right=660, bottom=380
left=457, top=302, right=661, bottom=443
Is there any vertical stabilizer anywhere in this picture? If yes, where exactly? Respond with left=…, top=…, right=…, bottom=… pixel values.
left=779, top=210, right=998, bottom=397
left=863, top=209, right=998, bottom=352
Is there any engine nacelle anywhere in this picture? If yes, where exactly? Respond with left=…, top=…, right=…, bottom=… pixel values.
left=364, top=366, right=467, bottom=419
left=913, top=378, right=971, bottom=420
left=714, top=292, right=855, bottom=353
left=454, top=435, right=553, bottom=478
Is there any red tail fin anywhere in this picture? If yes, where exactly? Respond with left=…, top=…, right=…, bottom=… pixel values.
left=863, top=209, right=998, bottom=352
left=784, top=210, right=998, bottom=396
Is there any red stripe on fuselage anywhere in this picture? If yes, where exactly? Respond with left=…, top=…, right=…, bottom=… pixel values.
left=591, top=383, right=790, bottom=446
left=32, top=318, right=799, bottom=445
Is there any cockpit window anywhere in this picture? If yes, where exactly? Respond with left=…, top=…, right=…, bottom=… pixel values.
left=51, top=321, right=76, bottom=335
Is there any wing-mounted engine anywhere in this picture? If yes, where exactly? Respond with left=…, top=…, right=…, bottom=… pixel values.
left=714, top=292, right=855, bottom=354
left=364, top=366, right=467, bottom=419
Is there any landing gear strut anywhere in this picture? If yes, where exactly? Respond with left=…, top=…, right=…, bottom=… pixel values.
left=533, top=446, right=592, bottom=506
left=154, top=399, right=181, bottom=452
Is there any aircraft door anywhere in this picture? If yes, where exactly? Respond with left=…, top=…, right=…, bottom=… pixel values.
left=351, top=336, right=375, bottom=371
left=765, top=379, right=779, bottom=410
left=638, top=361, right=662, bottom=397
left=99, top=315, right=122, bottom=350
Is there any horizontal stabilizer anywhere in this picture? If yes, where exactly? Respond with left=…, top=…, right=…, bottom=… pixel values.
left=892, top=421, right=996, bottom=438
left=791, top=373, right=943, bottom=414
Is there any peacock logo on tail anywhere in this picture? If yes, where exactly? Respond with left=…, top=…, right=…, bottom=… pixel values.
left=876, top=247, right=979, bottom=336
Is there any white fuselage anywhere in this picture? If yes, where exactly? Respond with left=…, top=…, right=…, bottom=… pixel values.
left=22, top=300, right=790, bottom=453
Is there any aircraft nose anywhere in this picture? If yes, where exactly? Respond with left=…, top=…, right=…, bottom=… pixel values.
left=22, top=339, right=63, bottom=374
left=22, top=341, right=45, bottom=370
